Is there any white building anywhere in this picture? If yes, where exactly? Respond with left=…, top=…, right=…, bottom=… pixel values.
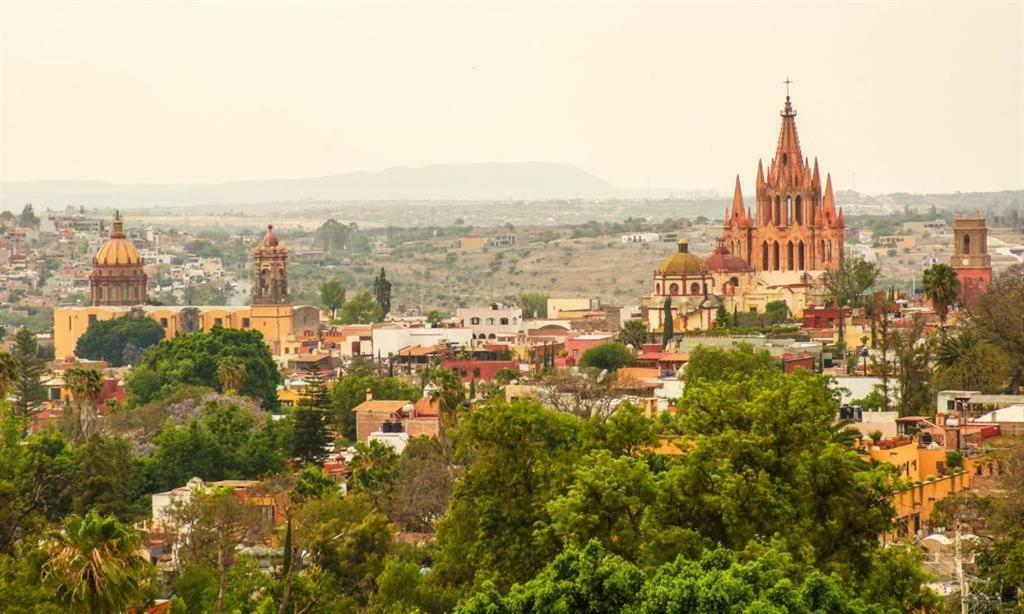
left=621, top=233, right=660, bottom=244
left=371, top=324, right=473, bottom=357
left=456, top=304, right=523, bottom=342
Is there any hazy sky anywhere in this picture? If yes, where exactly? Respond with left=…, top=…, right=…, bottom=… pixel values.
left=1, top=1, right=1021, bottom=194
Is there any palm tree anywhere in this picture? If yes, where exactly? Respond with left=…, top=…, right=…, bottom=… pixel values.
left=216, top=357, right=246, bottom=395
left=831, top=419, right=862, bottom=448
left=937, top=331, right=979, bottom=368
left=429, top=368, right=466, bottom=457
left=0, top=352, right=16, bottom=401
left=922, top=264, right=961, bottom=335
left=65, top=367, right=103, bottom=441
left=42, top=509, right=150, bottom=613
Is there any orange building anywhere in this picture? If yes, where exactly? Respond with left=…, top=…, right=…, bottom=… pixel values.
left=722, top=94, right=845, bottom=272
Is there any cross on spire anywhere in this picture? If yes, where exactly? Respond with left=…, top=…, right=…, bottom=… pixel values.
left=783, top=76, right=793, bottom=98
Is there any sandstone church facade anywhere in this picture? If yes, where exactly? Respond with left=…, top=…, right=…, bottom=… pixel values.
left=721, top=95, right=845, bottom=273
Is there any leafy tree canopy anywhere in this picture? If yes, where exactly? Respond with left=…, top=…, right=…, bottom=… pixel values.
left=74, top=316, right=165, bottom=367
left=125, top=327, right=281, bottom=409
left=578, top=342, right=635, bottom=372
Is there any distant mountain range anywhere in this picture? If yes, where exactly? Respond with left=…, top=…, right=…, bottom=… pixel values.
left=0, top=162, right=638, bottom=209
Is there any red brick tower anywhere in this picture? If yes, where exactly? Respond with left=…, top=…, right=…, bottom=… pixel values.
left=950, top=213, right=992, bottom=307
left=723, top=94, right=845, bottom=272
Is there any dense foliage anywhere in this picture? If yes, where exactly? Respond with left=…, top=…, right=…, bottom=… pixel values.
left=74, top=315, right=165, bottom=367
left=125, top=327, right=282, bottom=409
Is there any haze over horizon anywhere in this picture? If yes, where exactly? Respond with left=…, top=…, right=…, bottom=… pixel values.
left=1, top=1, right=1022, bottom=196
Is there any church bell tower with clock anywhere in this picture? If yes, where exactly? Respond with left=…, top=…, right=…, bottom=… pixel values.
left=950, top=213, right=992, bottom=307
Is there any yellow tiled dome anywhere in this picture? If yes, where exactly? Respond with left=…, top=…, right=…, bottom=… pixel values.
left=656, top=239, right=708, bottom=276
left=95, top=238, right=141, bottom=265
left=94, top=211, right=142, bottom=266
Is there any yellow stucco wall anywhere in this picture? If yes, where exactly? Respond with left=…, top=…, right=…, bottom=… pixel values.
left=54, top=305, right=293, bottom=358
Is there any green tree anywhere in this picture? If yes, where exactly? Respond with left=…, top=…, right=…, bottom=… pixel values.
left=966, top=263, right=1024, bottom=391
left=11, top=328, right=46, bottom=420
left=661, top=297, right=673, bottom=348
left=545, top=451, right=657, bottom=560
left=290, top=405, right=331, bottom=466
left=579, top=343, right=635, bottom=372
left=387, top=436, right=454, bottom=533
left=291, top=493, right=392, bottom=606
left=168, top=487, right=272, bottom=614
left=319, top=280, right=346, bottom=319
left=68, top=435, right=145, bottom=522
left=681, top=342, right=776, bottom=385
left=581, top=403, right=659, bottom=457
left=63, top=367, right=103, bottom=442
left=373, top=268, right=393, bottom=316
left=350, top=439, right=400, bottom=507
left=822, top=255, right=880, bottom=352
left=41, top=510, right=151, bottom=613
left=932, top=331, right=1010, bottom=393
left=764, top=299, right=790, bottom=324
left=125, top=327, right=281, bottom=409
left=429, top=368, right=466, bottom=455
left=712, top=303, right=730, bottom=328
left=457, top=541, right=645, bottom=614
left=922, top=263, right=960, bottom=334
left=618, top=319, right=648, bottom=349
left=18, top=204, right=39, bottom=228
left=74, top=316, right=164, bottom=367
left=298, top=363, right=328, bottom=408
left=434, top=400, right=581, bottom=591
left=889, top=316, right=934, bottom=416
left=518, top=293, right=548, bottom=319
left=339, top=292, right=385, bottom=325
left=215, top=356, right=246, bottom=395
left=0, top=352, right=16, bottom=400
left=144, top=399, right=288, bottom=490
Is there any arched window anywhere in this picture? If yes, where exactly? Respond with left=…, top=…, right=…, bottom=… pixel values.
left=795, top=196, right=803, bottom=225
left=655, top=283, right=662, bottom=294
left=787, top=241, right=794, bottom=270
left=486, top=318, right=494, bottom=325
left=488, top=333, right=496, bottom=339
left=772, top=241, right=780, bottom=271
left=786, top=196, right=793, bottom=225
left=773, top=196, right=781, bottom=224
left=669, top=283, right=679, bottom=295
left=729, top=276, right=740, bottom=287
left=499, top=317, right=509, bottom=325
left=471, top=317, right=480, bottom=325
left=963, top=234, right=971, bottom=254
left=761, top=242, right=770, bottom=270
left=690, top=282, right=700, bottom=294
left=798, top=241, right=805, bottom=270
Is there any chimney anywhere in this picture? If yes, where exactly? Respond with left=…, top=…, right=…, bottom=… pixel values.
left=366, top=388, right=373, bottom=401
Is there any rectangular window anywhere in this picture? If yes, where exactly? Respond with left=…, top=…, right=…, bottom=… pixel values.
left=88, top=314, right=97, bottom=326
left=160, top=318, right=168, bottom=328
left=214, top=318, right=223, bottom=327
left=242, top=318, right=250, bottom=328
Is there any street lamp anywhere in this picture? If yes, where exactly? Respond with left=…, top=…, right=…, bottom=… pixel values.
left=859, top=345, right=869, bottom=376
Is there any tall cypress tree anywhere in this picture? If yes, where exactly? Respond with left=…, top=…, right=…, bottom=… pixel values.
left=373, top=268, right=392, bottom=316
left=662, top=298, right=674, bottom=348
left=12, top=328, right=46, bottom=420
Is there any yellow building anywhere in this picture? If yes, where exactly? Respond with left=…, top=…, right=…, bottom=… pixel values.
left=864, top=441, right=973, bottom=540
left=55, top=223, right=318, bottom=358
left=53, top=304, right=305, bottom=358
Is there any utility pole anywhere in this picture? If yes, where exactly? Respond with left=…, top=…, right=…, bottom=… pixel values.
left=955, top=519, right=969, bottom=614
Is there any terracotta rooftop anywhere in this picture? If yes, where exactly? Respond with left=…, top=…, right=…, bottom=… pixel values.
left=354, top=399, right=409, bottom=415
